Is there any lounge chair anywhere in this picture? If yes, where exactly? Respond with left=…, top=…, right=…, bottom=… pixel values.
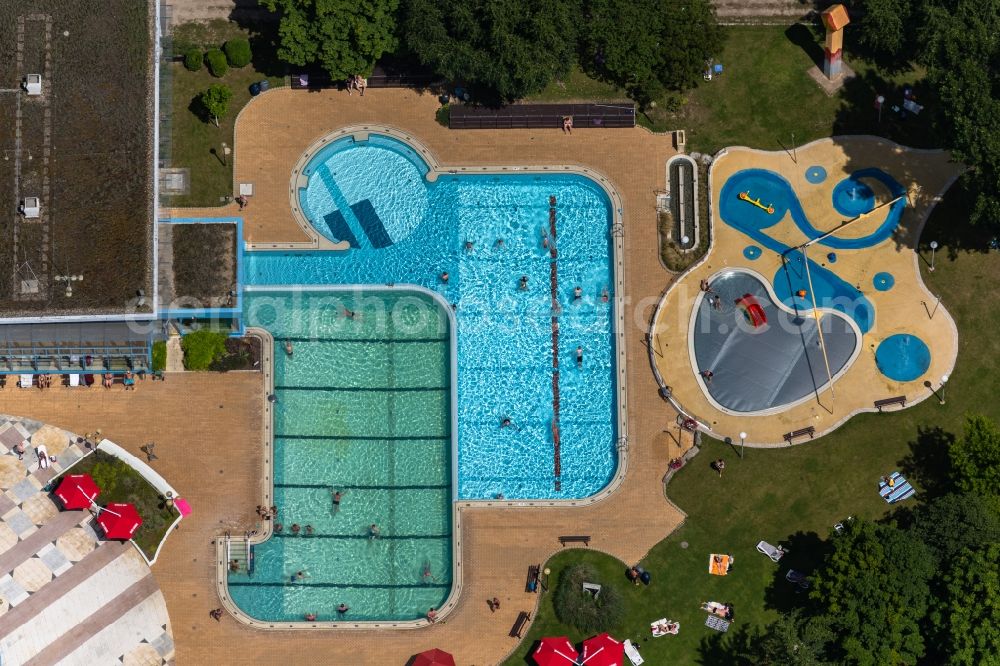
left=756, top=541, right=786, bottom=562
left=68, top=374, right=81, bottom=387
left=18, top=374, right=32, bottom=388
left=623, top=639, right=644, bottom=666
left=650, top=618, right=680, bottom=636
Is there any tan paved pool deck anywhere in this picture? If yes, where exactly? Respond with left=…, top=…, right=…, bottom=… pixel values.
left=11, top=88, right=697, bottom=664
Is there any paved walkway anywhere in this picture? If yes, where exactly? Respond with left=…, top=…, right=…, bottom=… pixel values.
left=6, top=88, right=700, bottom=663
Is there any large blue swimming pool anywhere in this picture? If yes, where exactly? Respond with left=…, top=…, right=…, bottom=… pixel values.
left=245, top=134, right=617, bottom=500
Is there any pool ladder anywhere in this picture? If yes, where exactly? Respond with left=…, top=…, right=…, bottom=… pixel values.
left=225, top=532, right=252, bottom=576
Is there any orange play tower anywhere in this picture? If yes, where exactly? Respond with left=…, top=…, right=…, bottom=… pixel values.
left=822, top=4, right=850, bottom=81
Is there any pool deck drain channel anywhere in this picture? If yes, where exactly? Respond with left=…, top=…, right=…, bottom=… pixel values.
left=549, top=195, right=561, bottom=492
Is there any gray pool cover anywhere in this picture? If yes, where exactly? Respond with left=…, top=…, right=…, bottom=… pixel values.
left=693, top=271, right=858, bottom=413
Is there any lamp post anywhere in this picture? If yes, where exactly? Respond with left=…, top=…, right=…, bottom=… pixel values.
left=929, top=241, right=938, bottom=271
left=681, top=235, right=690, bottom=248
left=739, top=431, right=747, bottom=459
left=221, top=141, right=231, bottom=167
left=543, top=567, right=551, bottom=591
left=939, top=374, right=949, bottom=405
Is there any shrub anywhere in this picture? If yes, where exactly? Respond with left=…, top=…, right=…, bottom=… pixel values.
left=151, top=340, right=166, bottom=372
left=89, top=457, right=127, bottom=495
left=204, top=48, right=228, bottom=77
left=552, top=563, right=625, bottom=634
left=435, top=104, right=450, bottom=127
left=223, top=38, right=252, bottom=68
left=181, top=329, right=229, bottom=370
left=183, top=47, right=203, bottom=72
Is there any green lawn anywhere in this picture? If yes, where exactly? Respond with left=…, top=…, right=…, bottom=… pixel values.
left=528, top=65, right=629, bottom=104
left=643, top=25, right=939, bottom=154
left=168, top=20, right=285, bottom=207
left=505, top=184, right=999, bottom=663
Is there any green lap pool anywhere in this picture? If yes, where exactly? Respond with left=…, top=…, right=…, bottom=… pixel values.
left=230, top=288, right=454, bottom=622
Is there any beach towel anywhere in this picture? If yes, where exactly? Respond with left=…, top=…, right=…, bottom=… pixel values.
left=879, top=472, right=915, bottom=504
left=709, top=554, right=732, bottom=575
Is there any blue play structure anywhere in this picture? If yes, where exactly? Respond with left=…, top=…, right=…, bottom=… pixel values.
left=718, top=167, right=908, bottom=333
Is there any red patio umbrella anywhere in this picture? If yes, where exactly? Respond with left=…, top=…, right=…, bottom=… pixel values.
left=411, top=648, right=456, bottom=666
left=533, top=636, right=579, bottom=666
left=580, top=633, right=624, bottom=666
left=97, top=503, right=143, bottom=540
left=54, top=474, right=100, bottom=510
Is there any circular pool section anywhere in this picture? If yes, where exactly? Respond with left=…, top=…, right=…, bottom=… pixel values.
left=298, top=135, right=431, bottom=247
left=875, top=334, right=930, bottom=381
left=692, top=270, right=860, bottom=414
left=832, top=176, right=876, bottom=217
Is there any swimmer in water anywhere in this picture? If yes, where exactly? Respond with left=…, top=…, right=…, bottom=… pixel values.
left=576, top=346, right=583, bottom=366
left=331, top=489, right=342, bottom=513
left=573, top=286, right=582, bottom=300
left=285, top=340, right=293, bottom=356
left=601, top=287, right=609, bottom=302
left=501, top=417, right=512, bottom=428
left=519, top=275, right=528, bottom=291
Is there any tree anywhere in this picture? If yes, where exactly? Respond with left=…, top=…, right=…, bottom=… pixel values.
left=223, top=38, right=252, bottom=68
left=810, top=519, right=933, bottom=665
left=198, top=84, right=233, bottom=127
left=401, top=0, right=579, bottom=103
left=183, top=47, right=203, bottom=72
left=933, top=545, right=1000, bottom=665
left=920, top=0, right=1000, bottom=227
left=852, top=0, right=918, bottom=63
left=204, top=47, right=229, bottom=77
left=552, top=563, right=625, bottom=633
left=949, top=414, right=1000, bottom=507
left=261, top=0, right=398, bottom=80
left=579, top=0, right=723, bottom=107
left=909, top=492, right=1000, bottom=564
left=735, top=610, right=833, bottom=666
left=180, top=329, right=229, bottom=370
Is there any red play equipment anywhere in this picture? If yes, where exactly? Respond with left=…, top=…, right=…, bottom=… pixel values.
left=735, top=294, right=767, bottom=328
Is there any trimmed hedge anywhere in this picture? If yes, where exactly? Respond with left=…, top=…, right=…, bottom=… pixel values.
left=180, top=329, right=228, bottom=370
left=183, top=48, right=203, bottom=72
left=223, top=38, right=251, bottom=68
left=552, top=563, right=625, bottom=634
left=204, top=48, right=228, bottom=77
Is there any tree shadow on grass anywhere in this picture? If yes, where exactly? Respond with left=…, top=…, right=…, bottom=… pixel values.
left=832, top=68, right=942, bottom=149
left=898, top=425, right=956, bottom=501
left=697, top=621, right=755, bottom=665
left=762, top=530, right=829, bottom=615
left=921, top=176, right=997, bottom=259
left=186, top=94, right=210, bottom=126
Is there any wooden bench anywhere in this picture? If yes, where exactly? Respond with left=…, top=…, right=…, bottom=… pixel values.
left=525, top=564, right=540, bottom=593
left=782, top=426, right=815, bottom=443
left=874, top=396, right=906, bottom=412
left=509, top=611, right=531, bottom=638
left=559, top=535, right=591, bottom=547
